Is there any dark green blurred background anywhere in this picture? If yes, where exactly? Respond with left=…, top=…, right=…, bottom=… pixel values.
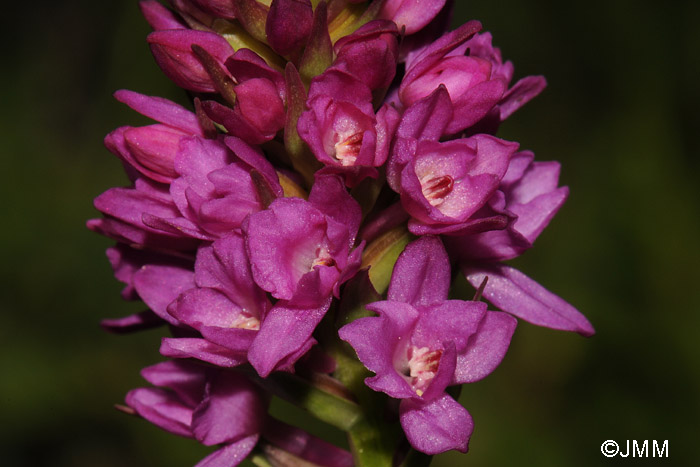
left=2, top=1, right=698, bottom=465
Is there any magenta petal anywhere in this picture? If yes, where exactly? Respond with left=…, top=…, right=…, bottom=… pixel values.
left=403, top=20, right=482, bottom=84
left=133, top=264, right=195, bottom=325
left=388, top=236, right=451, bottom=307
left=331, top=21, right=399, bottom=91
left=195, top=234, right=271, bottom=315
left=412, top=300, right=486, bottom=352
left=396, top=85, right=453, bottom=141
left=308, top=174, right=362, bottom=244
left=105, top=242, right=145, bottom=300
left=223, top=137, right=283, bottom=197
left=234, top=78, right=286, bottom=138
left=510, top=186, right=569, bottom=244
left=202, top=100, right=269, bottom=145
left=195, top=434, right=259, bottom=467
left=445, top=226, right=530, bottom=262
left=140, top=0, right=187, bottom=30
left=453, top=310, right=517, bottom=384
left=101, top=310, right=164, bottom=333
left=192, top=372, right=266, bottom=445
left=463, top=264, right=595, bottom=336
left=171, top=288, right=257, bottom=352
left=123, top=125, right=185, bottom=182
left=248, top=296, right=332, bottom=377
left=94, top=185, right=180, bottom=236
left=174, top=288, right=243, bottom=329
left=446, top=78, right=507, bottom=134
left=380, top=0, right=447, bottom=35
left=114, top=90, right=203, bottom=136
left=499, top=75, right=547, bottom=121
left=125, top=388, right=193, bottom=438
left=160, top=338, right=248, bottom=367
left=141, top=360, right=207, bottom=407
left=399, top=393, right=472, bottom=454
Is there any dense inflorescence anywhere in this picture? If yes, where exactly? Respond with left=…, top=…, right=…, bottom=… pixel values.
left=89, top=1, right=594, bottom=465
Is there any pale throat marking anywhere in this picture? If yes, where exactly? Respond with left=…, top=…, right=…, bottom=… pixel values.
left=420, top=174, right=454, bottom=207
left=334, top=131, right=363, bottom=166
left=407, top=346, right=443, bottom=396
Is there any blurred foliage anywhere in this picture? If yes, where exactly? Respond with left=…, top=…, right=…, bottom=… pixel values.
left=1, top=1, right=698, bottom=466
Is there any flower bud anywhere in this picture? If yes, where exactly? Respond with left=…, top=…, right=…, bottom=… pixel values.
left=148, top=29, right=234, bottom=92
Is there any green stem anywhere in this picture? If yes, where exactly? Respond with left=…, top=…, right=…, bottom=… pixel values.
left=246, top=370, right=362, bottom=431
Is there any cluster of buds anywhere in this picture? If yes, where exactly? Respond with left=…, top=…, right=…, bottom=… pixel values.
left=90, top=1, right=594, bottom=465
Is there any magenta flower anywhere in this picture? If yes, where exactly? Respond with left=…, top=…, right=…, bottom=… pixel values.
left=126, top=361, right=266, bottom=465
left=165, top=233, right=270, bottom=362
left=244, top=174, right=364, bottom=375
left=126, top=360, right=352, bottom=466
left=340, top=237, right=516, bottom=454
left=400, top=22, right=546, bottom=135
left=298, top=70, right=400, bottom=185
left=394, top=134, right=518, bottom=235
left=168, top=135, right=283, bottom=239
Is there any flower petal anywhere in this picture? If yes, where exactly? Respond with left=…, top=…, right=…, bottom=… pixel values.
left=133, top=264, right=195, bottom=325
left=388, top=236, right=450, bottom=306
left=463, top=263, right=595, bottom=336
left=125, top=387, right=193, bottom=438
left=160, top=338, right=248, bottom=367
left=195, top=434, right=259, bottom=467
left=248, top=296, right=332, bottom=377
left=453, top=311, right=517, bottom=384
left=399, top=393, right=472, bottom=454
left=192, top=372, right=266, bottom=445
